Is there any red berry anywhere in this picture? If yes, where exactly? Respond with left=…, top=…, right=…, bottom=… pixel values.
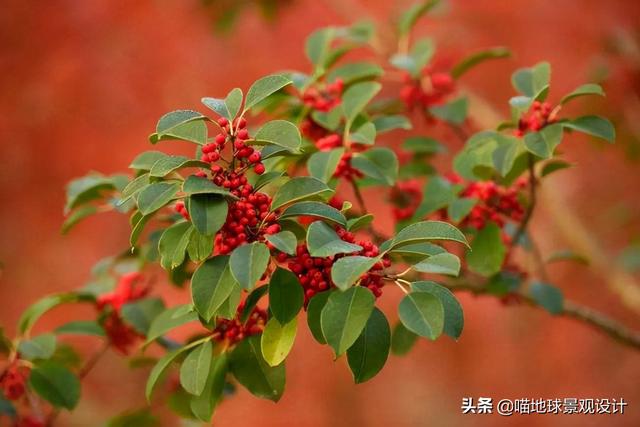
left=217, top=117, right=229, bottom=127
left=254, top=163, right=265, bottom=174
left=249, top=152, right=261, bottom=164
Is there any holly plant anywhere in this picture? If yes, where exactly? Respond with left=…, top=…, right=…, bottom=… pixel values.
left=1, top=2, right=633, bottom=426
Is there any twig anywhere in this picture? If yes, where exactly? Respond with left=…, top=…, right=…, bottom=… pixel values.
left=510, top=153, right=535, bottom=250
left=350, top=180, right=367, bottom=214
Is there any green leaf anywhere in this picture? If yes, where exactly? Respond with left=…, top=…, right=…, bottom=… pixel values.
left=265, top=231, right=298, bottom=255
left=342, top=82, right=382, bottom=123
left=180, top=341, right=213, bottom=396
left=253, top=120, right=302, bottom=152
left=308, top=148, right=344, bottom=183
left=412, top=252, right=461, bottom=276
left=268, top=268, right=304, bottom=324
left=563, top=116, right=615, bottom=142
left=244, top=74, right=292, bottom=112
left=229, top=336, right=285, bottom=402
left=158, top=222, right=192, bottom=270
left=529, top=282, right=564, bottom=315
left=146, top=305, right=198, bottom=344
left=55, top=321, right=105, bottom=337
left=346, top=308, right=390, bottom=383
left=61, top=205, right=98, bottom=235
left=152, top=110, right=207, bottom=145
left=252, top=170, right=286, bottom=191
left=192, top=256, right=238, bottom=321
left=350, top=122, right=377, bottom=145
left=541, top=160, right=572, bottom=177
left=120, top=174, right=150, bottom=202
left=182, top=175, right=233, bottom=197
left=346, top=214, right=374, bottom=232
left=492, top=135, right=526, bottom=176
left=398, top=0, right=440, bottom=36
left=271, top=177, right=333, bottom=211
left=453, top=131, right=501, bottom=181
left=107, top=409, right=159, bottom=427
left=261, top=318, right=297, bottom=367
left=137, top=182, right=180, bottom=215
left=280, top=201, right=347, bottom=227
left=389, top=221, right=469, bottom=250
left=429, top=97, right=468, bottom=125
left=412, top=281, right=464, bottom=339
left=403, top=136, right=446, bottom=155
left=29, top=362, right=80, bottom=410
left=447, top=198, right=477, bottom=223
left=187, top=230, right=214, bottom=262
left=148, top=156, right=209, bottom=178
left=18, top=334, right=57, bottom=360
left=240, top=285, right=269, bottom=324
left=398, top=292, right=444, bottom=340
left=351, top=147, right=399, bottom=185
left=216, top=281, right=242, bottom=320
left=511, top=62, right=551, bottom=99
left=327, top=62, right=384, bottom=84
left=560, top=83, right=604, bottom=105
left=64, top=174, right=116, bottom=213
left=130, top=151, right=168, bottom=171
left=320, top=286, right=375, bottom=356
left=130, top=212, right=152, bottom=247
left=390, top=38, right=435, bottom=77
left=19, top=293, right=80, bottom=335
left=201, top=87, right=243, bottom=120
left=307, top=221, right=362, bottom=257
left=524, top=123, right=564, bottom=158
left=306, top=291, right=331, bottom=344
left=146, top=345, right=191, bottom=401
left=331, top=256, right=380, bottom=290
left=305, top=27, right=335, bottom=67
left=466, top=221, right=506, bottom=277
left=451, top=47, right=511, bottom=78
left=190, top=353, right=228, bottom=421
left=188, top=194, right=228, bottom=236
left=372, top=115, right=412, bottom=133
left=390, top=322, right=418, bottom=356
left=411, top=177, right=459, bottom=219
left=121, top=298, right=165, bottom=335
left=229, top=242, right=270, bottom=289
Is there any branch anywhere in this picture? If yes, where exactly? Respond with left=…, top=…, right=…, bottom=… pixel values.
left=442, top=281, right=640, bottom=351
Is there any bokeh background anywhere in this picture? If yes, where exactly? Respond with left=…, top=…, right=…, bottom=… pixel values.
left=1, top=0, right=640, bottom=426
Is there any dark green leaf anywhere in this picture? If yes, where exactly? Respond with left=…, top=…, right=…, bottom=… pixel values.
left=18, top=334, right=57, bottom=360
left=346, top=308, right=390, bottom=383
left=327, top=62, right=384, bottom=84
left=390, top=322, right=418, bottom=356
left=331, top=256, right=380, bottom=290
left=148, top=156, right=209, bottom=178
left=402, top=136, right=446, bottom=154
left=342, top=82, right=382, bottom=123
left=265, top=231, right=298, bottom=255
left=61, top=205, right=98, bottom=235
left=466, top=221, right=506, bottom=277
left=523, top=123, right=563, bottom=158
left=244, top=74, right=292, bottom=112
left=372, top=115, right=412, bottom=133
left=182, top=175, right=233, bottom=197
left=447, top=197, right=477, bottom=223
left=320, top=286, right=375, bottom=356
left=137, top=182, right=180, bottom=215
left=152, top=110, right=207, bottom=145
left=146, top=305, right=198, bottom=344
left=346, top=214, right=374, bottom=232
left=229, top=336, right=285, bottom=402
left=308, top=148, right=344, bottom=183
left=412, top=252, right=461, bottom=276
left=307, top=221, right=362, bottom=257
left=188, top=194, right=228, bottom=236
left=412, top=281, right=464, bottom=339
left=280, top=201, right=347, bottom=227
left=511, top=62, right=551, bottom=98
left=121, top=298, right=165, bottom=335
left=55, top=321, right=105, bottom=337
left=146, top=344, right=192, bottom=401
left=187, top=230, right=214, bottom=262
left=158, top=222, right=192, bottom=269
left=351, top=147, right=398, bottom=185
left=29, top=362, right=80, bottom=410
left=229, top=242, right=270, bottom=289
left=560, top=83, right=604, bottom=105
left=253, top=120, right=301, bottom=152
left=529, top=282, right=563, bottom=315
left=389, top=221, right=469, bottom=250
left=130, top=151, right=168, bottom=171
left=429, top=97, right=468, bottom=125
left=563, top=116, right=615, bottom=142
left=180, top=341, right=213, bottom=396
left=541, top=160, right=572, bottom=177
left=306, top=291, right=330, bottom=344
left=398, top=0, right=440, bottom=36
left=268, top=268, right=304, bottom=324
left=398, top=292, right=444, bottom=340
left=271, top=177, right=333, bottom=211
left=192, top=256, right=238, bottom=321
left=18, top=293, right=80, bottom=335
left=190, top=353, right=228, bottom=421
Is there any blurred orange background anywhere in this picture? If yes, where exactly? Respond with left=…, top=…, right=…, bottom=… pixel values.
left=1, top=0, right=640, bottom=426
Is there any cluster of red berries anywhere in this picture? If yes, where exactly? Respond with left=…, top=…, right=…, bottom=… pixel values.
left=301, top=79, right=344, bottom=112
left=277, top=226, right=390, bottom=304
left=96, top=272, right=149, bottom=354
left=390, top=179, right=423, bottom=221
left=212, top=304, right=267, bottom=345
left=0, top=362, right=29, bottom=401
left=214, top=189, right=281, bottom=255
left=334, top=152, right=363, bottom=181
left=174, top=200, right=190, bottom=220
left=201, top=117, right=265, bottom=176
left=515, top=101, right=557, bottom=136
left=400, top=69, right=455, bottom=111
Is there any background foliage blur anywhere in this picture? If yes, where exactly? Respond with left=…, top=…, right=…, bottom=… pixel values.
left=1, top=0, right=639, bottom=425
